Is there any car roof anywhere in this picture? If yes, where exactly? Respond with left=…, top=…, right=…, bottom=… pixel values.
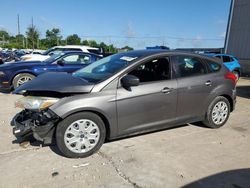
left=117, top=49, right=220, bottom=61
left=205, top=53, right=234, bottom=57
left=52, top=45, right=99, bottom=50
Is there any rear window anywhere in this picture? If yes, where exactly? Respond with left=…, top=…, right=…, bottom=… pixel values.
left=222, top=55, right=232, bottom=63
left=88, top=49, right=101, bottom=54
left=63, top=48, right=82, bottom=51
left=206, top=60, right=221, bottom=72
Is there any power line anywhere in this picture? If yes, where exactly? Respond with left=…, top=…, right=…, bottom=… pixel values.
left=79, top=35, right=224, bottom=41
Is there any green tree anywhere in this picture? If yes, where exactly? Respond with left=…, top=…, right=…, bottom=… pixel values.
left=66, top=34, right=81, bottom=45
left=81, top=40, right=89, bottom=46
left=0, top=30, right=10, bottom=41
left=45, top=28, right=62, bottom=47
left=26, top=26, right=39, bottom=49
left=88, top=40, right=98, bottom=47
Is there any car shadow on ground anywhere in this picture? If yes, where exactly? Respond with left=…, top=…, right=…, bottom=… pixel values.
left=237, top=85, right=250, bottom=99
left=12, top=124, right=191, bottom=158
left=12, top=122, right=211, bottom=157
left=182, top=168, right=250, bottom=188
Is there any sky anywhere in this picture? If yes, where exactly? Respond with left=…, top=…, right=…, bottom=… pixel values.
left=0, top=0, right=231, bottom=49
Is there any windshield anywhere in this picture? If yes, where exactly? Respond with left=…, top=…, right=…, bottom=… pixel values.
left=42, top=47, right=55, bottom=55
left=73, top=53, right=140, bottom=83
left=42, top=47, right=64, bottom=55
left=43, top=53, right=64, bottom=63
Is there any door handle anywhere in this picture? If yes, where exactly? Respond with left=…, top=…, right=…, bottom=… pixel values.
left=205, top=80, right=212, bottom=86
left=161, top=87, right=173, bottom=94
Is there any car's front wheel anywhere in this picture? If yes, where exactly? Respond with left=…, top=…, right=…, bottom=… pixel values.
left=56, top=112, right=106, bottom=158
left=202, top=96, right=230, bottom=128
left=13, top=73, right=35, bottom=89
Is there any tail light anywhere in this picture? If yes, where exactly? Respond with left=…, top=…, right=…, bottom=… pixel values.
left=224, top=71, right=237, bottom=86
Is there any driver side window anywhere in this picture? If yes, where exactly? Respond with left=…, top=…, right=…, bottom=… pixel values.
left=61, top=54, right=91, bottom=64
left=128, top=57, right=170, bottom=83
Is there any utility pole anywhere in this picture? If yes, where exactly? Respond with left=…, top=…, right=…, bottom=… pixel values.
left=17, top=14, right=20, bottom=35
left=31, top=17, right=34, bottom=50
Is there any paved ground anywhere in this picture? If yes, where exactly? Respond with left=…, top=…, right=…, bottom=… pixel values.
left=0, top=79, right=249, bottom=188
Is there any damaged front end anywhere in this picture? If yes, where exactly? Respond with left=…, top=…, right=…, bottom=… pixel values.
left=12, top=109, right=60, bottom=144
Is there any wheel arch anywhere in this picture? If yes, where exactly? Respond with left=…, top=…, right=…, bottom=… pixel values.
left=220, top=94, right=234, bottom=112
left=11, top=71, right=37, bottom=84
left=60, top=109, right=111, bottom=141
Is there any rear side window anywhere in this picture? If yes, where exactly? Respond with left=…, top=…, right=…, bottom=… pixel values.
left=88, top=49, right=100, bottom=54
left=222, top=55, right=232, bottom=63
left=206, top=60, right=221, bottom=72
left=63, top=48, right=82, bottom=52
left=172, top=55, right=207, bottom=78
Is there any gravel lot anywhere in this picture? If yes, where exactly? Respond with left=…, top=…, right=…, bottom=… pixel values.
left=0, top=78, right=249, bottom=188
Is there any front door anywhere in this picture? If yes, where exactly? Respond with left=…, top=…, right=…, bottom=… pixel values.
left=56, top=54, right=92, bottom=73
left=116, top=56, right=177, bottom=136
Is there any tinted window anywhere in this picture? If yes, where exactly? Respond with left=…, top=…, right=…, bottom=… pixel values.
left=172, top=56, right=206, bottom=78
left=206, top=60, right=221, bottom=72
left=222, top=55, right=232, bottom=63
left=63, top=48, right=82, bottom=52
left=129, top=57, right=170, bottom=82
left=88, top=49, right=100, bottom=54
left=61, top=54, right=91, bottom=64
left=215, top=55, right=222, bottom=61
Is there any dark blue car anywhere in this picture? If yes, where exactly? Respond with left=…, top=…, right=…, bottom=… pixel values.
left=0, top=51, right=101, bottom=90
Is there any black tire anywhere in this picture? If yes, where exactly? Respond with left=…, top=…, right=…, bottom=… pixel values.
left=232, top=71, right=240, bottom=81
left=202, top=96, right=231, bottom=129
left=12, top=73, right=35, bottom=89
left=56, top=112, right=106, bottom=158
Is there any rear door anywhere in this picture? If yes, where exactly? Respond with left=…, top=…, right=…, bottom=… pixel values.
left=116, top=56, right=178, bottom=136
left=56, top=53, right=93, bottom=73
left=171, top=55, right=215, bottom=121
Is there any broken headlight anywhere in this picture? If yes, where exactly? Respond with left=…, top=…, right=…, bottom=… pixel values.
left=15, top=96, right=59, bottom=110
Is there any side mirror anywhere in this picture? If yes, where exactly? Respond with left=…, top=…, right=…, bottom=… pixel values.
left=121, top=75, right=139, bottom=89
left=57, top=60, right=64, bottom=66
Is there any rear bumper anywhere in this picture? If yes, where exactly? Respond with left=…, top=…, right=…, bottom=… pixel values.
left=12, top=110, right=59, bottom=144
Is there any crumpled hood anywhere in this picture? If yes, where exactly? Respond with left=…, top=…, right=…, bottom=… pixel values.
left=13, top=72, right=94, bottom=95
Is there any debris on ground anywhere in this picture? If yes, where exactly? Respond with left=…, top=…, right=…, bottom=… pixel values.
left=51, top=172, right=59, bottom=177
left=124, top=145, right=134, bottom=148
left=19, top=141, right=30, bottom=148
left=73, top=163, right=89, bottom=168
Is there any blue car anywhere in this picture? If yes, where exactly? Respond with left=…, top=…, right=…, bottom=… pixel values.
left=0, top=51, right=101, bottom=90
left=206, top=53, right=241, bottom=80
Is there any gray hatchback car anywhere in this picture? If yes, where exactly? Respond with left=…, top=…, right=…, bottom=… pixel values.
left=12, top=50, right=237, bottom=158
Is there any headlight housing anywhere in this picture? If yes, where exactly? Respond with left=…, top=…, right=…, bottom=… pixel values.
left=0, top=71, right=5, bottom=77
left=15, top=96, right=59, bottom=110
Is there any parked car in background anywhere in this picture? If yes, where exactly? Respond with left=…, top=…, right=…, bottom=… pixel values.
left=12, top=50, right=236, bottom=158
left=0, top=51, right=101, bottom=90
left=206, top=53, right=241, bottom=80
left=20, top=45, right=103, bottom=61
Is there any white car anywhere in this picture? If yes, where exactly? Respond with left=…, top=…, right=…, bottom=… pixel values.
left=20, top=45, right=102, bottom=61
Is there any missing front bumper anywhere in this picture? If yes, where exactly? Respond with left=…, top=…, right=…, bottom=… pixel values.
left=12, top=109, right=59, bottom=144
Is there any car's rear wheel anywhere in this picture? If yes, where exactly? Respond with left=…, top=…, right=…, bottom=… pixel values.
left=56, top=112, right=106, bottom=158
left=202, top=96, right=230, bottom=128
left=13, top=73, right=35, bottom=89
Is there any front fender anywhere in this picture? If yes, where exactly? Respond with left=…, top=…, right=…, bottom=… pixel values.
left=49, top=91, right=118, bottom=139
